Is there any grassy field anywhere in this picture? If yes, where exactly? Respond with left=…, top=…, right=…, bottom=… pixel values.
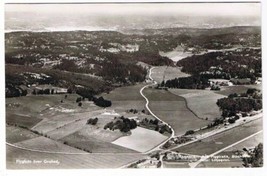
left=225, top=132, right=263, bottom=151
left=6, top=125, right=39, bottom=144
left=169, top=89, right=226, bottom=121
left=44, top=111, right=120, bottom=140
left=31, top=109, right=104, bottom=133
left=6, top=94, right=101, bottom=118
left=215, top=84, right=262, bottom=97
left=144, top=88, right=209, bottom=136
left=13, top=136, right=86, bottom=153
left=174, top=118, right=263, bottom=155
left=102, top=84, right=145, bottom=101
left=58, top=112, right=137, bottom=153
left=112, top=127, right=168, bottom=152
left=150, top=66, right=190, bottom=84
left=60, top=133, right=138, bottom=153
left=101, top=84, right=146, bottom=113
left=6, top=113, right=42, bottom=129
left=7, top=145, right=146, bottom=169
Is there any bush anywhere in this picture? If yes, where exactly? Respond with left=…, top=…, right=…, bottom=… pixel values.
left=185, top=130, right=195, bottom=136
left=228, top=118, right=236, bottom=124
left=87, top=118, right=98, bottom=125
left=76, top=97, right=82, bottom=103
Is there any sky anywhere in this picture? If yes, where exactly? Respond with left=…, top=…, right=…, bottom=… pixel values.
left=5, top=3, right=260, bottom=16
left=4, top=3, right=261, bottom=31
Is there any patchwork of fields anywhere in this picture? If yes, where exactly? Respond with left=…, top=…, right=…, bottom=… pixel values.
left=143, top=88, right=210, bottom=136
left=6, top=66, right=263, bottom=169
left=112, top=127, right=168, bottom=152
left=169, top=89, right=226, bottom=121
left=150, top=66, right=189, bottom=84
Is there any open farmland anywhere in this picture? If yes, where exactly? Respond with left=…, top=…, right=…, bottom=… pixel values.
left=60, top=133, right=138, bottom=153
left=215, top=84, right=262, bottom=97
left=150, top=66, right=190, bottom=84
left=6, top=113, right=42, bottom=129
left=31, top=109, right=104, bottom=134
left=13, top=136, right=87, bottom=153
left=6, top=94, right=102, bottom=119
left=225, top=132, right=263, bottom=151
left=35, top=109, right=115, bottom=140
left=59, top=113, right=138, bottom=153
left=7, top=145, right=145, bottom=169
left=6, top=125, right=39, bottom=144
left=101, top=84, right=146, bottom=113
left=112, top=127, right=168, bottom=152
left=6, top=95, right=63, bottom=117
left=174, top=118, right=263, bottom=156
left=169, top=89, right=226, bottom=121
left=143, top=88, right=209, bottom=136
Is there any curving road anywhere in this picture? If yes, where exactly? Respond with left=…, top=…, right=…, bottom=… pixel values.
left=6, top=67, right=174, bottom=158
left=140, top=67, right=175, bottom=154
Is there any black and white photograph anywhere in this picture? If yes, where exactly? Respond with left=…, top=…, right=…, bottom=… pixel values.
left=2, top=0, right=264, bottom=172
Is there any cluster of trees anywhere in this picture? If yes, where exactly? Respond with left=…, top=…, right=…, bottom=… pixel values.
left=104, top=116, right=137, bottom=133
left=93, top=96, right=112, bottom=108
left=6, top=85, right=27, bottom=98
left=100, top=61, right=147, bottom=84
left=6, top=73, right=28, bottom=98
left=75, top=87, right=112, bottom=108
left=32, top=88, right=54, bottom=95
left=86, top=118, right=98, bottom=125
left=139, top=118, right=172, bottom=134
left=216, top=89, right=262, bottom=118
left=243, top=143, right=263, bottom=167
left=177, top=49, right=261, bottom=82
left=184, top=130, right=195, bottom=136
left=161, top=75, right=209, bottom=89
left=127, top=109, right=146, bottom=114
left=207, top=118, right=225, bottom=129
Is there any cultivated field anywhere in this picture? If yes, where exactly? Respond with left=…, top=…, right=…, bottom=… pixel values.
left=112, top=127, right=168, bottom=152
left=58, top=112, right=139, bottom=153
left=6, top=125, right=39, bottom=144
left=225, top=132, right=263, bottom=151
left=13, top=136, right=86, bottom=153
left=174, top=118, right=263, bottom=155
left=6, top=94, right=101, bottom=119
left=6, top=113, right=42, bottom=129
left=169, top=89, right=226, bottom=121
left=143, top=88, right=209, bottom=136
left=60, top=133, right=138, bottom=153
left=7, top=145, right=146, bottom=169
left=102, top=84, right=146, bottom=113
left=31, top=109, right=104, bottom=134
left=150, top=66, right=190, bottom=84
left=215, top=84, right=262, bottom=97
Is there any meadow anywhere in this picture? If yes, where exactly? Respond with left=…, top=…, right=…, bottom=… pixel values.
left=143, top=88, right=209, bottom=136
left=150, top=66, right=189, bottom=84
left=169, top=89, right=226, bottom=121
left=112, top=127, right=168, bottom=152
left=174, top=118, right=263, bottom=156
